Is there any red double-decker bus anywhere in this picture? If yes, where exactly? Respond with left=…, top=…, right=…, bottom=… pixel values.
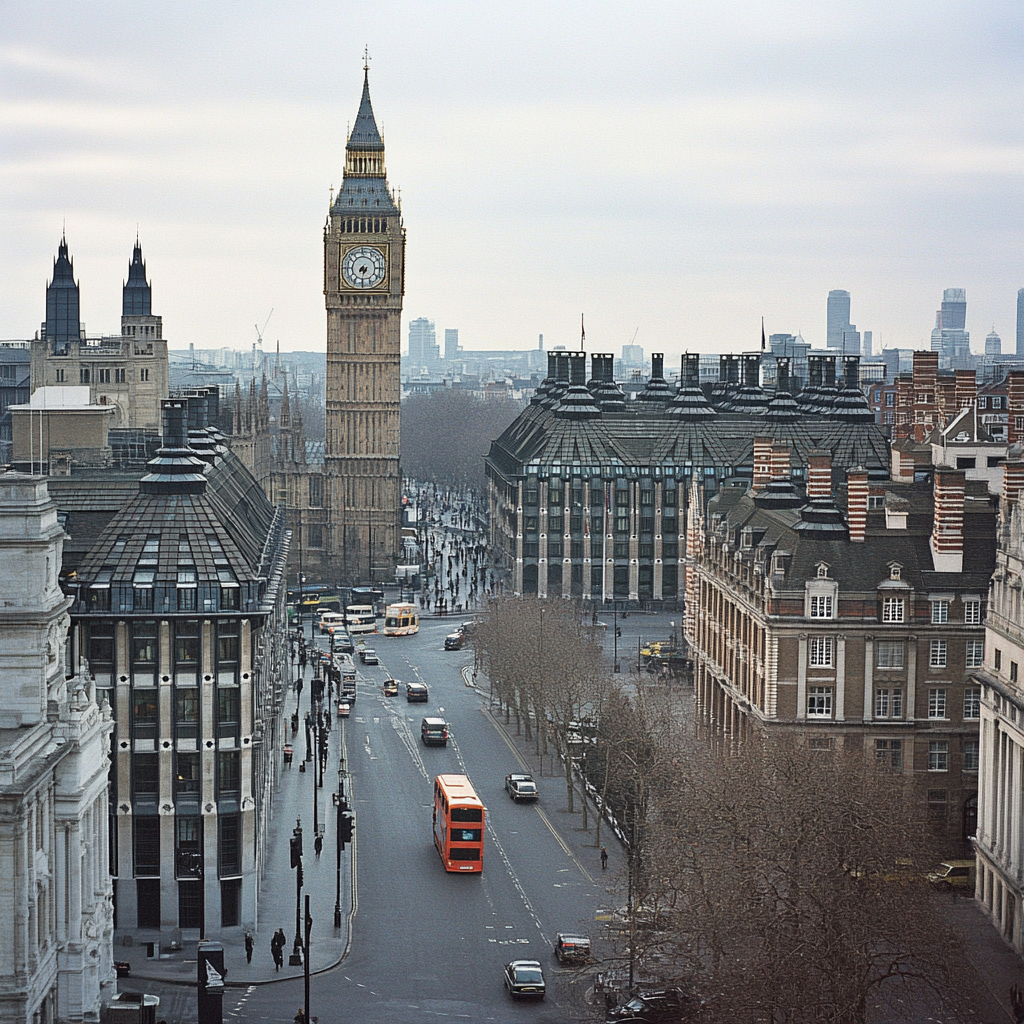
left=433, top=774, right=485, bottom=873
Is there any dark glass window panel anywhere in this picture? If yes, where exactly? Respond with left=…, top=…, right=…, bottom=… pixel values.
left=136, top=878, right=160, bottom=928
left=134, top=816, right=160, bottom=875
left=217, top=752, right=240, bottom=795
left=219, top=814, right=241, bottom=876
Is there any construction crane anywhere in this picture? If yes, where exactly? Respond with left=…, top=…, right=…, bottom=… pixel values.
left=252, top=309, right=273, bottom=377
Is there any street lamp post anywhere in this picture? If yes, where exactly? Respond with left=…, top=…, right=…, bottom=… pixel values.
left=289, top=818, right=304, bottom=965
left=333, top=755, right=346, bottom=929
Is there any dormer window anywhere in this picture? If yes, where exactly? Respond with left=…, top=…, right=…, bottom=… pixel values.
left=889, top=563, right=902, bottom=581
left=816, top=562, right=830, bottom=579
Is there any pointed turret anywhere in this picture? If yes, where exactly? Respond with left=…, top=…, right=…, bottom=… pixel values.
left=44, top=232, right=81, bottom=352
left=333, top=67, right=398, bottom=215
left=122, top=236, right=152, bottom=316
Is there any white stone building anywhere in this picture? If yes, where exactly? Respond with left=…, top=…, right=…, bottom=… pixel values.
left=0, top=473, right=114, bottom=1022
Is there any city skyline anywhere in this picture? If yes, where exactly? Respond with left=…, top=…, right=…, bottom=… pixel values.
left=2, top=1, right=1023, bottom=357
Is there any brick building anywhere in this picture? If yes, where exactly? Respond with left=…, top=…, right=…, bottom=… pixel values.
left=688, top=454, right=996, bottom=852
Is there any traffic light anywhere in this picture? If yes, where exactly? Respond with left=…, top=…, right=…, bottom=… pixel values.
left=340, top=811, right=354, bottom=848
left=290, top=832, right=302, bottom=869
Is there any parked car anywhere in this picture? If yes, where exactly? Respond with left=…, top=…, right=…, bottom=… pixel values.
left=406, top=682, right=429, bottom=703
left=606, top=987, right=693, bottom=1022
left=359, top=648, right=379, bottom=665
left=505, top=773, right=539, bottom=802
left=382, top=678, right=398, bottom=696
left=444, top=632, right=465, bottom=651
left=420, top=717, right=449, bottom=746
left=503, top=960, right=546, bottom=999
left=554, top=933, right=592, bottom=964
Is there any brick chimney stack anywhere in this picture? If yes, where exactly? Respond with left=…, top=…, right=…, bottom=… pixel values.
left=770, top=443, right=790, bottom=482
left=806, top=450, right=833, bottom=499
left=930, top=467, right=965, bottom=573
left=1000, top=458, right=1024, bottom=523
left=1008, top=371, right=1024, bottom=446
left=752, top=437, right=772, bottom=491
left=847, top=468, right=868, bottom=542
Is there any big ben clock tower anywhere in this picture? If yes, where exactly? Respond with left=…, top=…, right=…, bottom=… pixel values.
left=324, top=64, right=405, bottom=583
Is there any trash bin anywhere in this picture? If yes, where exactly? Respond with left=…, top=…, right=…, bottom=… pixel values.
left=113, top=961, right=131, bottom=979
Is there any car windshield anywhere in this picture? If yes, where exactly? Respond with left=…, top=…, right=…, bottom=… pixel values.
left=515, top=968, right=543, bottom=983
left=518, top=783, right=536, bottom=791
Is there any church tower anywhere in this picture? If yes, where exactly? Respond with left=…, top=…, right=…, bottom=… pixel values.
left=323, top=65, right=405, bottom=583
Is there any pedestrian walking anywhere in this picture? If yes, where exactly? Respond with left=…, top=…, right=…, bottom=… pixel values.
left=314, top=833, right=323, bottom=858
left=244, top=930, right=254, bottom=964
left=600, top=846, right=608, bottom=870
left=271, top=928, right=286, bottom=971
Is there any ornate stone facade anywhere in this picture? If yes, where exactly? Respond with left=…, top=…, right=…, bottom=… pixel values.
left=0, top=473, right=114, bottom=1023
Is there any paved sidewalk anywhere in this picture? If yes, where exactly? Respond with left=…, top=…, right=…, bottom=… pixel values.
left=114, top=680, right=354, bottom=988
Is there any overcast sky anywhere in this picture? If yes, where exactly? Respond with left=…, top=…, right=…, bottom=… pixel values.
left=2, top=1, right=1023, bottom=363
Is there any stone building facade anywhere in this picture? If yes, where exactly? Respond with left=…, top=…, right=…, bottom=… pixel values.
left=688, top=454, right=995, bottom=853
left=68, top=398, right=289, bottom=940
left=30, top=237, right=169, bottom=431
left=0, top=473, right=114, bottom=1023
left=486, top=350, right=889, bottom=607
left=972, top=458, right=1024, bottom=952
left=321, top=68, right=405, bottom=584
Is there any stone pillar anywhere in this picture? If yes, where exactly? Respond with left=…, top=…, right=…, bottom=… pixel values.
left=537, top=480, right=549, bottom=599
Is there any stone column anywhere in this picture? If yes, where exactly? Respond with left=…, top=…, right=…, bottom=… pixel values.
left=537, top=480, right=549, bottom=599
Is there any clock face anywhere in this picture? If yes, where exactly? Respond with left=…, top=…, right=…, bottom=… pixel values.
left=342, top=245, right=387, bottom=289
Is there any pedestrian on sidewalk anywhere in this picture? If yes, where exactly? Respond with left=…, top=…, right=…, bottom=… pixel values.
left=314, top=833, right=323, bottom=858
left=244, top=930, right=254, bottom=964
left=271, top=929, right=286, bottom=971
left=600, top=846, right=608, bottom=870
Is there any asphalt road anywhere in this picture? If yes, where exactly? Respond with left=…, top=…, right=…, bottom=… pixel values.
left=213, top=617, right=613, bottom=1024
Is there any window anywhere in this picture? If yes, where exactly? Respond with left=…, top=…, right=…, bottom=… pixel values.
left=816, top=563, right=829, bottom=578
left=308, top=525, right=324, bottom=549
left=808, top=736, right=833, bottom=751
left=98, top=368, right=111, bottom=384
left=116, top=367, right=126, bottom=383
left=809, top=595, right=833, bottom=619
left=140, top=367, right=150, bottom=382
left=931, top=600, right=948, bottom=624
left=615, top=514, right=629, bottom=534
left=177, top=586, right=197, bottom=612
left=875, top=688, right=903, bottom=719
left=219, top=814, right=241, bottom=876
left=662, top=543, right=678, bottom=559
left=548, top=515, right=563, bottom=534
left=614, top=541, right=628, bottom=558
left=889, top=564, right=901, bottom=580
left=547, top=540, right=562, bottom=557
left=928, top=688, right=947, bottom=719
left=639, top=543, right=653, bottom=558
left=308, top=475, right=324, bottom=508
left=809, top=636, right=834, bottom=667
left=995, top=649, right=1002, bottom=671
left=886, top=392, right=895, bottom=407
left=807, top=686, right=833, bottom=717
left=132, top=753, right=159, bottom=803
left=132, top=688, right=158, bottom=740
left=134, top=817, right=161, bottom=876
left=928, top=741, right=949, bottom=772
left=929, top=639, right=947, bottom=668
left=875, top=738, right=903, bottom=768
left=882, top=596, right=904, bottom=623
left=217, top=752, right=240, bottom=796
left=1013, top=662, right=1019, bottom=684
left=963, top=739, right=979, bottom=772
left=963, top=688, right=981, bottom=719
left=663, top=488, right=677, bottom=506
left=55, top=368, right=65, bottom=382
left=175, top=753, right=200, bottom=801
left=964, top=600, right=981, bottom=624
left=966, top=640, right=984, bottom=668
left=175, top=687, right=199, bottom=739
left=876, top=641, right=905, bottom=669
left=524, top=516, right=538, bottom=532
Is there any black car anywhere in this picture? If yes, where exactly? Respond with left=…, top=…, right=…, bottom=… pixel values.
left=505, top=773, right=539, bottom=802
left=554, top=932, right=591, bottom=964
left=503, top=960, right=546, bottom=1000
left=406, top=682, right=429, bottom=703
left=444, top=632, right=465, bottom=651
left=333, top=633, right=355, bottom=655
left=606, top=988, right=693, bottom=1022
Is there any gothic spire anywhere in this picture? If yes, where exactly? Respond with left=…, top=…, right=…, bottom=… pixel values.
left=122, top=236, right=152, bottom=316
left=347, top=66, right=384, bottom=152
left=45, top=232, right=80, bottom=350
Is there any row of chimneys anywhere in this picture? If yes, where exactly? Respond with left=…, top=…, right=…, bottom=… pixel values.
left=894, top=350, right=1024, bottom=445
left=751, top=437, right=979, bottom=571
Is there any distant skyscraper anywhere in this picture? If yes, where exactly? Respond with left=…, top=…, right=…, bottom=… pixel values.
left=1017, top=288, right=1024, bottom=358
left=407, top=318, right=437, bottom=366
left=930, top=288, right=971, bottom=367
left=444, top=328, right=461, bottom=362
left=985, top=328, right=1002, bottom=356
left=862, top=330, right=873, bottom=358
left=827, top=290, right=852, bottom=349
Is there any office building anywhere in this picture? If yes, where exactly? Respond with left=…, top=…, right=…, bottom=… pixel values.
left=323, top=67, right=405, bottom=583
left=68, top=398, right=290, bottom=939
left=827, top=290, right=853, bottom=350
left=986, top=329, right=1002, bottom=357
left=407, top=318, right=438, bottom=369
left=931, top=288, right=972, bottom=369
left=444, top=329, right=461, bottom=363
left=1017, top=289, right=1024, bottom=359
